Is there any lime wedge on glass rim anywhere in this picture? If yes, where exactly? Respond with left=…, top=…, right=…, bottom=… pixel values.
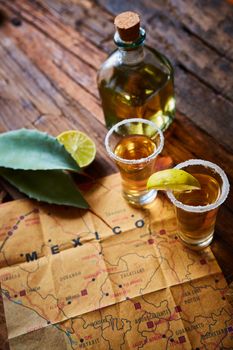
left=147, top=169, right=201, bottom=192
left=57, top=130, right=96, bottom=168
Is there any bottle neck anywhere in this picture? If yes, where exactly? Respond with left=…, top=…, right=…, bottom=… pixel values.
left=114, top=28, right=146, bottom=66
left=118, top=46, right=144, bottom=65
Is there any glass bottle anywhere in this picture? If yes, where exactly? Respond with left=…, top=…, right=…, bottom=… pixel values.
left=97, top=11, right=175, bottom=131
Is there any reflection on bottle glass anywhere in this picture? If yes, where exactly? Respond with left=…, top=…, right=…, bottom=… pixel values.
left=97, top=12, right=175, bottom=131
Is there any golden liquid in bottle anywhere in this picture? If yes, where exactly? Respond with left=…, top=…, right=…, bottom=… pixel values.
left=114, top=134, right=156, bottom=194
left=99, top=62, right=175, bottom=131
left=174, top=173, right=220, bottom=243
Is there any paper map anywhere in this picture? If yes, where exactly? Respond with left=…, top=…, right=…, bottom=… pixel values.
left=0, top=174, right=232, bottom=349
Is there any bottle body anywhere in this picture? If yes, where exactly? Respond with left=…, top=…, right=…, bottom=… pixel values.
left=97, top=45, right=175, bottom=131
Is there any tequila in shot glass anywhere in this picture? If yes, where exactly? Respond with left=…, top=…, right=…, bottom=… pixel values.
left=105, top=118, right=164, bottom=206
left=167, top=159, right=230, bottom=249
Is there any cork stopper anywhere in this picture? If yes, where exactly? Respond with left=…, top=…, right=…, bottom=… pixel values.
left=114, top=11, right=140, bottom=42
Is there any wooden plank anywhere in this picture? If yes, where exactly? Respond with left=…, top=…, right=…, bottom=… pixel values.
left=0, top=19, right=99, bottom=98
left=40, top=0, right=233, bottom=103
left=1, top=0, right=229, bottom=174
left=169, top=113, right=233, bottom=180
left=35, top=0, right=233, bottom=104
left=45, top=0, right=114, bottom=39
left=214, top=205, right=233, bottom=283
left=1, top=1, right=232, bottom=180
left=0, top=11, right=104, bottom=125
left=4, top=0, right=106, bottom=70
left=174, top=66, right=233, bottom=153
left=148, top=13, right=233, bottom=102
left=46, top=0, right=233, bottom=152
left=168, top=0, right=233, bottom=61
left=97, top=0, right=233, bottom=61
left=0, top=3, right=231, bottom=211
left=0, top=9, right=116, bottom=178
left=0, top=2, right=232, bottom=348
left=0, top=42, right=114, bottom=177
left=96, top=0, right=164, bottom=21
left=212, top=236, right=233, bottom=283
left=3, top=2, right=233, bottom=153
left=0, top=43, right=60, bottom=129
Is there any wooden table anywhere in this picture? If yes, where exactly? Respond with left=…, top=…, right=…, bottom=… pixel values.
left=0, top=1, right=232, bottom=348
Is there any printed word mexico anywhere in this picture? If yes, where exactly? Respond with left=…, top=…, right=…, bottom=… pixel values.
left=23, top=219, right=145, bottom=262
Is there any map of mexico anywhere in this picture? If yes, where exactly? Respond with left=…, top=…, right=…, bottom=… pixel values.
left=0, top=173, right=232, bottom=349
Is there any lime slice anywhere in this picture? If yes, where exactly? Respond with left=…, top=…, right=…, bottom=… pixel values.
left=147, top=169, right=201, bottom=191
left=57, top=130, right=96, bottom=168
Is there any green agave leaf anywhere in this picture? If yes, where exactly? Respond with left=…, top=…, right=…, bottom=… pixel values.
left=0, top=129, right=81, bottom=172
left=0, top=168, right=89, bottom=209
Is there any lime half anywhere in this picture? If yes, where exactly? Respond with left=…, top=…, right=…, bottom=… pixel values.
left=147, top=169, right=201, bottom=192
left=57, top=130, right=96, bottom=168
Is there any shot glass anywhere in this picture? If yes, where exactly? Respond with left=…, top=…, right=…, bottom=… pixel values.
left=167, top=159, right=230, bottom=249
left=105, top=118, right=164, bottom=206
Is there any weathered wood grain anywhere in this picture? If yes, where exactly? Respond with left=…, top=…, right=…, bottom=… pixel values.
left=168, top=0, right=233, bottom=61
left=0, top=4, right=115, bottom=178
left=0, top=1, right=232, bottom=347
left=46, top=0, right=114, bottom=40
left=0, top=0, right=231, bottom=233
left=0, top=39, right=113, bottom=176
left=4, top=0, right=105, bottom=69
left=148, top=13, right=233, bottom=101
left=98, top=0, right=233, bottom=61
left=174, top=66, right=233, bottom=153
left=0, top=3, right=231, bottom=209
left=19, top=0, right=233, bottom=152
